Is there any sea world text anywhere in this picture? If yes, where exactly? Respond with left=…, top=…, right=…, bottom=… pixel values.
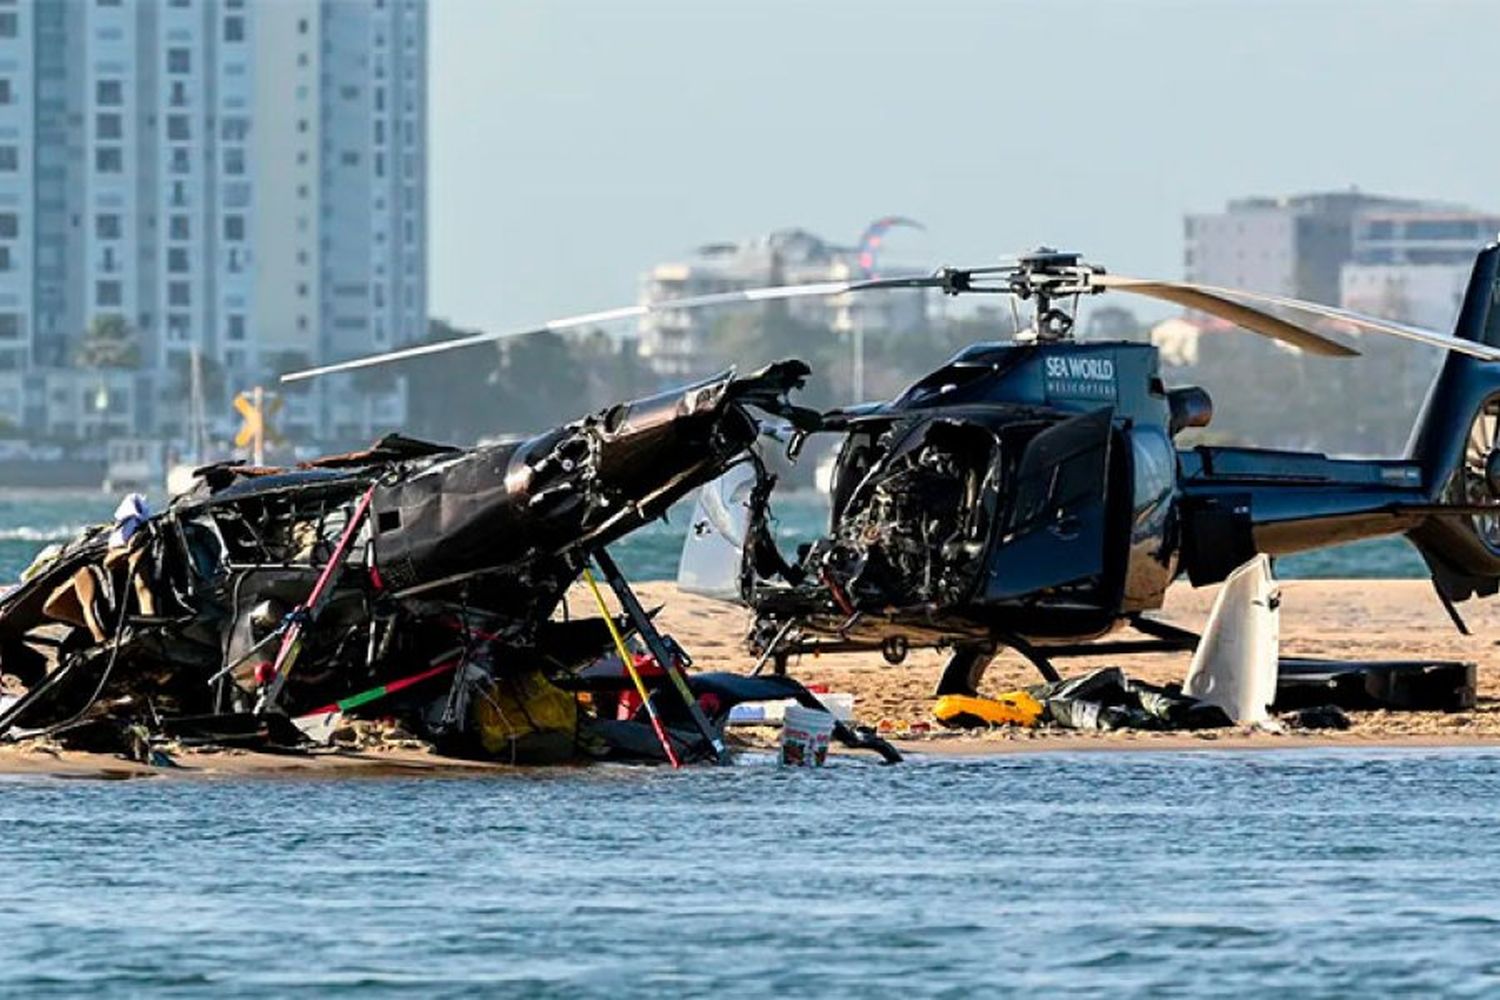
left=1045, top=357, right=1115, bottom=382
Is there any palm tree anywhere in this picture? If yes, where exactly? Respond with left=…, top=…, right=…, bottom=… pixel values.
left=73, top=314, right=140, bottom=428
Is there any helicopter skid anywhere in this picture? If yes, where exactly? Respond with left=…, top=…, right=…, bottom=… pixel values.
left=752, top=602, right=1122, bottom=681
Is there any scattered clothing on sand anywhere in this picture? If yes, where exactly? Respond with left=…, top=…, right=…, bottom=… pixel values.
left=1279, top=705, right=1352, bottom=731
left=934, top=667, right=1234, bottom=732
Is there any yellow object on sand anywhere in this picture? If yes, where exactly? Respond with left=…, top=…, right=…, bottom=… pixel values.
left=933, top=691, right=1044, bottom=729
left=472, top=669, right=578, bottom=761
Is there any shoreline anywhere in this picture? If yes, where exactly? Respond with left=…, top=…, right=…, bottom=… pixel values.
left=5, top=577, right=1500, bottom=779
left=4, top=731, right=1500, bottom=781
left=889, top=730, right=1500, bottom=756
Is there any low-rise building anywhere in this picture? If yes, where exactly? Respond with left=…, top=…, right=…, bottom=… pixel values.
left=638, top=228, right=929, bottom=378
left=1340, top=209, right=1500, bottom=330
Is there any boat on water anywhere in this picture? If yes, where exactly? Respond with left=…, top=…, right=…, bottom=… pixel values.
left=103, top=438, right=167, bottom=495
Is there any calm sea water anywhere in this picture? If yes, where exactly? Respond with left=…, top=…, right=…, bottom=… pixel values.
left=2, top=749, right=1499, bottom=996
left=0, top=489, right=1428, bottom=586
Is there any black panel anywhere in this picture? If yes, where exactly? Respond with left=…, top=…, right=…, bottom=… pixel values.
left=1180, top=493, right=1255, bottom=586
left=985, top=407, right=1114, bottom=602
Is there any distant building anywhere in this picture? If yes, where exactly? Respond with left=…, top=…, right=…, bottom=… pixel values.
left=1179, top=193, right=1500, bottom=455
left=1148, top=316, right=1203, bottom=368
left=0, top=0, right=427, bottom=446
left=1082, top=305, right=1141, bottom=341
left=1186, top=190, right=1500, bottom=335
left=1184, top=190, right=1440, bottom=304
left=1340, top=209, right=1500, bottom=330
left=638, top=228, right=929, bottom=378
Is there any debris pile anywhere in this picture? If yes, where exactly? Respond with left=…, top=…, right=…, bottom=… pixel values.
left=934, top=667, right=1234, bottom=732
left=0, top=363, right=899, bottom=767
left=0, top=481, right=895, bottom=766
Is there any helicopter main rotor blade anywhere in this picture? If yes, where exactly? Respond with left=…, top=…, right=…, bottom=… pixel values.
left=279, top=277, right=940, bottom=383
left=1173, top=281, right=1500, bottom=362
left=283, top=255, right=1496, bottom=384
left=1093, top=275, right=1360, bottom=358
left=280, top=304, right=648, bottom=382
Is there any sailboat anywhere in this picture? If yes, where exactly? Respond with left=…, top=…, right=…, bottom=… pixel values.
left=165, top=347, right=210, bottom=497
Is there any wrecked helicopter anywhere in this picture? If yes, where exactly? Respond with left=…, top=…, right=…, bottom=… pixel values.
left=0, top=362, right=898, bottom=765
left=10, top=237, right=1500, bottom=764
left=673, top=245, right=1500, bottom=694
left=251, top=242, right=1500, bottom=704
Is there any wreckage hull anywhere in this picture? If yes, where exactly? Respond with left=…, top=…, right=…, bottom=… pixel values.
left=732, top=287, right=1500, bottom=676
left=737, top=343, right=1176, bottom=657
left=0, top=364, right=828, bottom=764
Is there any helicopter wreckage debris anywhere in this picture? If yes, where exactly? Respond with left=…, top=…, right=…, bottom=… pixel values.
left=11, top=228, right=1500, bottom=769
left=0, top=364, right=899, bottom=768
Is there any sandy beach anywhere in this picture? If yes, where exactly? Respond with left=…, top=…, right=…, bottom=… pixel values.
left=3, top=577, right=1499, bottom=778
left=637, top=576, right=1500, bottom=751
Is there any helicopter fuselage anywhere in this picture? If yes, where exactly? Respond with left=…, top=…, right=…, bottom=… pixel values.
left=737, top=338, right=1451, bottom=662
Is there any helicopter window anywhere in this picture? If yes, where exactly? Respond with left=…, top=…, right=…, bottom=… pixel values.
left=895, top=365, right=991, bottom=406
left=1054, top=451, right=1103, bottom=510
left=1010, top=451, right=1099, bottom=531
left=1131, top=430, right=1176, bottom=509
left=1006, top=412, right=1111, bottom=534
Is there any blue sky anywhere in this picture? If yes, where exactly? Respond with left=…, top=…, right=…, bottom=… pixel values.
left=428, top=0, right=1497, bottom=332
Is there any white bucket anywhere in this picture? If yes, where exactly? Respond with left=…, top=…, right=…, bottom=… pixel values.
left=779, top=704, right=835, bottom=767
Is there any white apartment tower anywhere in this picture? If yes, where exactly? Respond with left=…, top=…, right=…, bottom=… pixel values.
left=0, top=0, right=426, bottom=445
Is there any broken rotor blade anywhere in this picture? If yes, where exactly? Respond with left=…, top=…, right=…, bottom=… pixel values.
left=280, top=303, right=647, bottom=382
left=1092, top=274, right=1360, bottom=358
left=279, top=276, right=947, bottom=383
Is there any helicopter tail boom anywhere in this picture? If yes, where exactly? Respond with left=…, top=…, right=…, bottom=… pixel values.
left=1402, top=242, right=1500, bottom=600
left=1174, top=244, right=1500, bottom=595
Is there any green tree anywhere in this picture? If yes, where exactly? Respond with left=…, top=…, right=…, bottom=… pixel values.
left=573, top=328, right=655, bottom=409
left=488, top=330, right=588, bottom=434
left=75, top=313, right=140, bottom=369
left=401, top=320, right=502, bottom=442
left=706, top=310, right=845, bottom=410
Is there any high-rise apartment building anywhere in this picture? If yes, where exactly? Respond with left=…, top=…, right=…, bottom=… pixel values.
left=0, top=0, right=426, bottom=446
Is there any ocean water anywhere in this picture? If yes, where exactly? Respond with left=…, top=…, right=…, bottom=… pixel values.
left=2, top=748, right=1499, bottom=996
left=0, top=489, right=1430, bottom=586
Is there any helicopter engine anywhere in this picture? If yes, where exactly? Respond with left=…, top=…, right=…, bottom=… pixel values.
left=811, top=422, right=996, bottom=610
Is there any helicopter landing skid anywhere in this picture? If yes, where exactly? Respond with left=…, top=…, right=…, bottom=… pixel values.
left=933, top=617, right=1200, bottom=697
left=933, top=634, right=1067, bottom=697
left=753, top=617, right=1200, bottom=696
